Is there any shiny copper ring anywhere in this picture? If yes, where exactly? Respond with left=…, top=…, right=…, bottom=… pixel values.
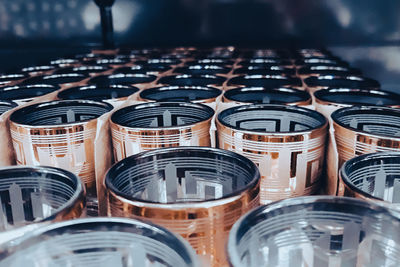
left=0, top=166, right=85, bottom=231
left=332, top=106, right=400, bottom=195
left=222, top=86, right=311, bottom=106
left=217, top=104, right=328, bottom=204
left=314, top=88, right=400, bottom=118
left=105, top=147, right=260, bottom=266
left=139, top=85, right=222, bottom=104
left=9, top=100, right=113, bottom=211
left=110, top=102, right=214, bottom=161
left=340, top=152, right=400, bottom=210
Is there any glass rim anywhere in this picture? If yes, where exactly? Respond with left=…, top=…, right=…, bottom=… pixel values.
left=105, top=146, right=260, bottom=206
left=0, top=165, right=85, bottom=224
left=331, top=105, right=400, bottom=139
left=0, top=217, right=199, bottom=267
left=227, top=195, right=400, bottom=266
left=110, top=101, right=215, bottom=130
left=340, top=151, right=400, bottom=202
left=10, top=99, right=113, bottom=127
left=217, top=103, right=327, bottom=134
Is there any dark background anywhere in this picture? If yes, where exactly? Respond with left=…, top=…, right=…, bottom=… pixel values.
left=0, top=0, right=399, bottom=91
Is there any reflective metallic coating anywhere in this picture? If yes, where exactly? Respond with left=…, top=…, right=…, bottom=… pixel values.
left=294, top=57, right=349, bottom=67
left=9, top=100, right=113, bottom=211
left=0, top=100, right=17, bottom=115
left=297, top=65, right=361, bottom=78
left=314, top=88, right=400, bottom=118
left=115, top=64, right=171, bottom=75
left=238, top=58, right=293, bottom=68
left=20, top=65, right=56, bottom=76
left=134, top=58, right=182, bottom=66
left=186, top=58, right=235, bottom=67
left=55, top=65, right=110, bottom=76
left=57, top=84, right=139, bottom=106
left=139, top=85, right=222, bottom=104
left=50, top=58, right=80, bottom=67
left=0, top=217, right=199, bottom=267
left=304, top=75, right=380, bottom=95
left=0, top=166, right=85, bottom=231
left=227, top=74, right=303, bottom=89
left=21, top=73, right=88, bottom=86
left=332, top=106, right=400, bottom=195
left=0, top=74, right=27, bottom=87
left=110, top=102, right=214, bottom=161
left=88, top=73, right=157, bottom=86
left=228, top=196, right=400, bottom=267
left=340, top=152, right=400, bottom=210
left=233, top=65, right=296, bottom=76
left=158, top=74, right=226, bottom=87
left=174, top=65, right=231, bottom=75
left=217, top=104, right=327, bottom=204
left=223, top=87, right=311, bottom=106
left=0, top=84, right=60, bottom=105
left=105, top=147, right=260, bottom=266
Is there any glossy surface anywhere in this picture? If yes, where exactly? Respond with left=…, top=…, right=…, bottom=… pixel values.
left=0, top=218, right=199, bottom=267
left=217, top=104, right=327, bottom=203
left=228, top=196, right=400, bottom=267
left=105, top=147, right=260, bottom=266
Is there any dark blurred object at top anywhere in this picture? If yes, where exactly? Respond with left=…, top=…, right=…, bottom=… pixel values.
left=0, top=0, right=399, bottom=48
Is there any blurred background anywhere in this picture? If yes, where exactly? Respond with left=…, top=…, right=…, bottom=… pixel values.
left=0, top=0, right=399, bottom=91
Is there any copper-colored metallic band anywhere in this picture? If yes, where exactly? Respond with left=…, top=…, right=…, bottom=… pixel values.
left=105, top=147, right=260, bottom=267
left=9, top=100, right=113, bottom=200
left=216, top=104, right=328, bottom=204
left=332, top=106, right=400, bottom=195
left=0, top=166, right=85, bottom=230
left=110, top=102, right=214, bottom=161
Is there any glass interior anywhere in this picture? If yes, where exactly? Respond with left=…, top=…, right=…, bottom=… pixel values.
left=0, top=167, right=81, bottom=230
left=111, top=102, right=214, bottom=128
left=229, top=197, right=400, bottom=267
left=218, top=104, right=325, bottom=133
left=0, top=218, right=197, bottom=267
left=106, top=148, right=258, bottom=203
